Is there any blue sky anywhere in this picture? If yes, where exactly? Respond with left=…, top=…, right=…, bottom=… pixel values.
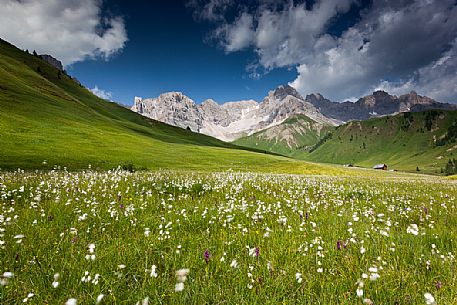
left=1, top=0, right=456, bottom=104
left=67, top=0, right=299, bottom=105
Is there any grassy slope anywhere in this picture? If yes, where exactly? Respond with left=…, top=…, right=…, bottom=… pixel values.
left=233, top=114, right=332, bottom=157
left=0, top=38, right=353, bottom=175
left=303, top=111, right=457, bottom=173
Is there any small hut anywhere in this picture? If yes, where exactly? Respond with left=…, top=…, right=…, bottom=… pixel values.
left=373, top=164, right=387, bottom=170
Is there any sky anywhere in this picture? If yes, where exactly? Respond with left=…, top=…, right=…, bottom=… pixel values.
left=0, top=0, right=456, bottom=105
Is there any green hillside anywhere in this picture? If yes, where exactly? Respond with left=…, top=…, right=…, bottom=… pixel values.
left=233, top=114, right=333, bottom=157
left=0, top=38, right=343, bottom=174
left=304, top=110, right=457, bottom=174
left=233, top=109, right=457, bottom=175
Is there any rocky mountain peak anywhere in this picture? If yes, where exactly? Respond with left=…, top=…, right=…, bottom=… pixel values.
left=201, top=99, right=218, bottom=107
left=272, top=84, right=303, bottom=101
left=307, top=93, right=325, bottom=101
left=372, top=90, right=390, bottom=98
left=158, top=91, right=190, bottom=103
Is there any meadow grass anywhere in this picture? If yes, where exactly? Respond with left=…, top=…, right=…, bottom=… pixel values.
left=0, top=169, right=455, bottom=304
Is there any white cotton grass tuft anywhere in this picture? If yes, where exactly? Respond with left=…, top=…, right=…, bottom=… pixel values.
left=144, top=228, right=150, bottom=237
left=369, top=273, right=380, bottom=281
left=230, top=260, right=238, bottom=269
left=356, top=280, right=364, bottom=297
left=175, top=282, right=185, bottom=292
left=85, top=244, right=96, bottom=260
left=368, top=267, right=378, bottom=273
left=65, top=298, right=77, bottom=305
left=22, top=292, right=34, bottom=303
left=1, top=272, right=14, bottom=286
left=3, top=272, right=14, bottom=278
left=407, top=224, right=419, bottom=235
left=424, top=293, right=436, bottom=305
left=174, top=268, right=189, bottom=292
left=176, top=268, right=189, bottom=282
left=96, top=294, right=105, bottom=304
left=147, top=265, right=158, bottom=278
left=295, top=272, right=303, bottom=283
left=52, top=273, right=59, bottom=288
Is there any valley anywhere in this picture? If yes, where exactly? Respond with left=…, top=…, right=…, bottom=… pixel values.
left=2, top=0, right=457, bottom=304
left=131, top=81, right=457, bottom=175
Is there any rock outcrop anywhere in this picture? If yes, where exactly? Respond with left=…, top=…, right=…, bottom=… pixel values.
left=39, top=54, right=63, bottom=71
left=133, top=93, right=203, bottom=132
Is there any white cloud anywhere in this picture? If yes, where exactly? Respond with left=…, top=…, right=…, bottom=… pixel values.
left=214, top=12, right=254, bottom=52
left=291, top=0, right=457, bottom=102
left=374, top=39, right=457, bottom=103
left=195, top=0, right=457, bottom=103
left=0, top=0, right=128, bottom=66
left=90, top=85, right=112, bottom=101
left=253, top=0, right=354, bottom=68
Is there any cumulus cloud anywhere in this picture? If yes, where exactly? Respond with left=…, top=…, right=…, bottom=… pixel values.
left=214, top=12, right=254, bottom=52
left=90, top=85, right=113, bottom=101
left=0, top=0, right=128, bottom=66
left=194, top=0, right=457, bottom=103
left=374, top=38, right=457, bottom=103
left=292, top=0, right=457, bottom=102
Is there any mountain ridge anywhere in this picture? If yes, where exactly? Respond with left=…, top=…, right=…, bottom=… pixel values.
left=132, top=85, right=337, bottom=141
left=132, top=85, right=456, bottom=142
left=306, top=90, right=456, bottom=121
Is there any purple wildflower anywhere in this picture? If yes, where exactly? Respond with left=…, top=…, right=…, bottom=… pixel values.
left=204, top=249, right=210, bottom=263
left=255, top=247, right=260, bottom=257
left=337, top=241, right=341, bottom=250
left=436, top=281, right=442, bottom=289
left=305, top=212, right=309, bottom=220
left=424, top=207, right=428, bottom=215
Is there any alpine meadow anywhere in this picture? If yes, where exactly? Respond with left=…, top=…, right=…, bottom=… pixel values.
left=1, top=1, right=457, bottom=304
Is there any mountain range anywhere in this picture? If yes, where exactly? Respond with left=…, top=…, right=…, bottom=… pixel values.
left=131, top=84, right=456, bottom=142
left=131, top=85, right=457, bottom=174
left=307, top=90, right=456, bottom=121
left=132, top=85, right=337, bottom=141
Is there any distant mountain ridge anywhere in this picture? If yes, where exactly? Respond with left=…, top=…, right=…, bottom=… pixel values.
left=132, top=85, right=455, bottom=142
left=132, top=85, right=337, bottom=141
left=306, top=90, right=456, bottom=121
